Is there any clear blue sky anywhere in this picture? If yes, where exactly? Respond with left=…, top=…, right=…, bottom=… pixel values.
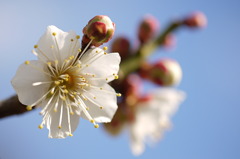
left=0, top=0, right=240, bottom=158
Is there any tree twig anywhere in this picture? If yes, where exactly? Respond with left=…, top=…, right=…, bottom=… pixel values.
left=0, top=95, right=30, bottom=119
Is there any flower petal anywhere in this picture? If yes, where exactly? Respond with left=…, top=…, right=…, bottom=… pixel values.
left=11, top=60, right=51, bottom=106
left=43, top=101, right=81, bottom=138
left=81, top=84, right=118, bottom=123
left=130, top=88, right=185, bottom=155
left=36, top=25, right=80, bottom=63
left=81, top=48, right=120, bottom=84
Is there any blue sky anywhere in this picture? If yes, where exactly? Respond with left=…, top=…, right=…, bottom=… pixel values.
left=0, top=0, right=240, bottom=159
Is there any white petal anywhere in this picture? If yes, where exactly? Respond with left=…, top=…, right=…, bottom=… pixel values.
left=81, top=48, right=120, bottom=84
left=130, top=132, right=145, bottom=156
left=129, top=88, right=185, bottom=154
left=81, top=84, right=118, bottom=123
left=11, top=60, right=51, bottom=105
left=43, top=101, right=80, bottom=138
left=36, top=25, right=80, bottom=63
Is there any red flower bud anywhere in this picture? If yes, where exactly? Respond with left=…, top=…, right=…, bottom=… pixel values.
left=140, top=59, right=182, bottom=86
left=183, top=12, right=207, bottom=28
left=162, top=34, right=176, bottom=49
left=83, top=15, right=115, bottom=46
left=111, top=36, right=131, bottom=60
left=138, top=15, right=159, bottom=43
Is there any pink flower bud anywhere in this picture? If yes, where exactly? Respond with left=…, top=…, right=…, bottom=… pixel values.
left=138, top=15, right=159, bottom=43
left=162, top=34, right=176, bottom=49
left=183, top=12, right=207, bottom=28
left=111, top=36, right=131, bottom=60
left=83, top=15, right=115, bottom=46
left=140, top=59, right=182, bottom=86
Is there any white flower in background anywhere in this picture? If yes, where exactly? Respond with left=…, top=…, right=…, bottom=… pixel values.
left=130, top=88, right=185, bottom=155
left=12, top=25, right=121, bottom=138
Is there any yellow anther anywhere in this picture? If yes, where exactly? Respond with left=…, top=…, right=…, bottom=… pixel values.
left=70, top=112, right=74, bottom=115
left=116, top=93, right=122, bottom=97
left=92, top=74, right=95, bottom=77
left=38, top=124, right=43, bottom=129
left=104, top=52, right=107, bottom=55
left=114, top=75, right=119, bottom=79
left=106, top=78, right=108, bottom=81
left=63, top=89, right=68, bottom=94
left=86, top=64, right=89, bottom=67
left=93, top=97, right=97, bottom=99
left=100, top=87, right=103, bottom=90
left=100, top=106, right=103, bottom=109
left=71, top=39, right=74, bottom=42
left=78, top=48, right=82, bottom=52
left=52, top=32, right=57, bottom=36
left=86, top=107, right=90, bottom=111
left=64, top=59, right=69, bottom=63
left=94, top=124, right=99, bottom=128
left=25, top=61, right=30, bottom=65
left=90, top=119, right=95, bottom=123
left=61, top=96, right=66, bottom=101
left=34, top=45, right=38, bottom=48
left=55, top=60, right=58, bottom=64
left=77, top=64, right=81, bottom=68
left=50, top=45, right=54, bottom=48
left=58, top=125, right=62, bottom=129
left=76, top=35, right=80, bottom=39
left=73, top=92, right=77, bottom=95
left=47, top=62, right=52, bottom=66
left=69, top=56, right=74, bottom=60
left=50, top=89, right=54, bottom=95
left=26, top=105, right=32, bottom=111
left=69, top=133, right=73, bottom=137
left=55, top=81, right=60, bottom=85
left=64, top=78, right=69, bottom=82
left=54, top=109, right=57, bottom=112
left=103, top=46, right=108, bottom=51
left=96, top=50, right=99, bottom=53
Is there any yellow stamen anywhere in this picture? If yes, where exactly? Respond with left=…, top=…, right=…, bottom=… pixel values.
left=103, top=46, right=108, bottom=51
left=25, top=61, right=30, bottom=65
left=38, top=124, right=43, bottom=129
left=76, top=35, right=80, bottom=39
left=116, top=93, right=122, bottom=97
left=26, top=105, right=32, bottom=111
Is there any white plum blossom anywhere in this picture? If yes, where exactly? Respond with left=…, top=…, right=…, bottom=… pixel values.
left=12, top=25, right=121, bottom=138
left=129, top=88, right=185, bottom=155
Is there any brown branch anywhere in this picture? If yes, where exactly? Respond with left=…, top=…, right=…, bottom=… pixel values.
left=0, top=95, right=31, bottom=119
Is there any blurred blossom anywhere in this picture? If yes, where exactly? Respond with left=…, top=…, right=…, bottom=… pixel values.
left=130, top=88, right=186, bottom=155
left=138, top=15, right=159, bottom=43
left=183, top=12, right=207, bottom=28
left=111, top=36, right=131, bottom=60
left=83, top=15, right=115, bottom=47
left=12, top=25, right=121, bottom=138
left=162, top=34, right=176, bottom=49
left=139, top=59, right=182, bottom=86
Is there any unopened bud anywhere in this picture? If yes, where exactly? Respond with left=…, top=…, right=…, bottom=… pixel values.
left=138, top=15, right=159, bottom=43
left=162, top=34, right=176, bottom=49
left=140, top=59, right=182, bottom=86
left=83, top=15, right=115, bottom=46
left=111, top=36, right=130, bottom=60
left=183, top=12, right=207, bottom=28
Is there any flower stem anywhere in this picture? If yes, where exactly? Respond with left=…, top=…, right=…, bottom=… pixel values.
left=120, top=21, right=182, bottom=79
